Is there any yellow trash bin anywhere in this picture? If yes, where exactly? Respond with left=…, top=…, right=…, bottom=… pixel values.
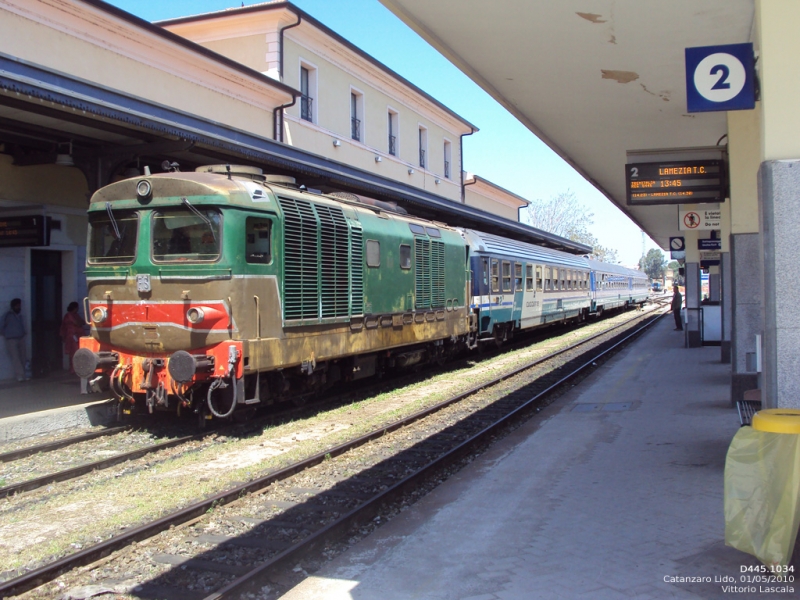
left=724, top=409, right=800, bottom=569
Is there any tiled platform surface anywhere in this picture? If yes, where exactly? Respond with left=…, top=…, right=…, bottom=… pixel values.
left=281, top=317, right=796, bottom=600
left=0, top=371, right=113, bottom=441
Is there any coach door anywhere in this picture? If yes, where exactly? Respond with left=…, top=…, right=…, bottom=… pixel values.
left=479, top=257, right=494, bottom=332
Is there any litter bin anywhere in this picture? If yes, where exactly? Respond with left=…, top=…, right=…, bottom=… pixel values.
left=724, top=409, right=800, bottom=568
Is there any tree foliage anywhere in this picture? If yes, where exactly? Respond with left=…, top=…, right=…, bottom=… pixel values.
left=521, top=190, right=620, bottom=263
left=639, top=248, right=667, bottom=280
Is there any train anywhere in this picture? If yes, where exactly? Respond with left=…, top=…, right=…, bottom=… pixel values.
left=73, top=165, right=648, bottom=422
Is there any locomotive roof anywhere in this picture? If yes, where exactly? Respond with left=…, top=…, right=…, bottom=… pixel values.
left=461, top=229, right=589, bottom=269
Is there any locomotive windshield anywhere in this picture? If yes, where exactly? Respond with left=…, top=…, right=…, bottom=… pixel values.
left=152, top=207, right=221, bottom=262
left=87, top=209, right=138, bottom=264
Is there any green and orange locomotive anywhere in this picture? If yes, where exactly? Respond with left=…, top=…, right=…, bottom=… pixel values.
left=74, top=165, right=472, bottom=421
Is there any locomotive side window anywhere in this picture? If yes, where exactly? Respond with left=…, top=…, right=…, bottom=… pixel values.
left=88, top=209, right=138, bottom=264
left=536, top=265, right=543, bottom=291
left=525, top=264, right=534, bottom=291
left=502, top=261, right=511, bottom=292
left=245, top=217, right=272, bottom=264
left=152, top=207, right=221, bottom=262
left=366, top=240, right=381, bottom=267
left=399, top=244, right=411, bottom=269
left=515, top=263, right=523, bottom=289
left=491, top=259, right=499, bottom=292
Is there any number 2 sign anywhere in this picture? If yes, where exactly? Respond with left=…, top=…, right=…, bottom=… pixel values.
left=685, top=43, right=755, bottom=112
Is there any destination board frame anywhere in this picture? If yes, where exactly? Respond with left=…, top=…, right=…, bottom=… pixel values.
left=625, top=159, right=726, bottom=206
left=0, top=215, right=48, bottom=248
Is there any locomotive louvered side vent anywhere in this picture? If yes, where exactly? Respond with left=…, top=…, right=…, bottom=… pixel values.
left=431, top=240, right=445, bottom=308
left=279, top=196, right=361, bottom=325
left=316, top=204, right=350, bottom=318
left=280, top=197, right=319, bottom=321
left=415, top=237, right=431, bottom=309
left=349, top=222, right=364, bottom=316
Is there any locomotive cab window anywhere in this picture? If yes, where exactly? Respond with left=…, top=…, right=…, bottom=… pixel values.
left=366, top=240, right=381, bottom=267
left=399, top=244, right=411, bottom=269
left=152, top=206, right=221, bottom=262
left=245, top=217, right=272, bottom=264
left=88, top=209, right=138, bottom=264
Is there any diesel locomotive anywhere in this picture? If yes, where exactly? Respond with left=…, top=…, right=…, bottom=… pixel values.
left=74, top=165, right=647, bottom=422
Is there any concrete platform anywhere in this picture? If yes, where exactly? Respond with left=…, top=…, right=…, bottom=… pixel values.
left=281, top=316, right=792, bottom=600
left=0, top=371, right=114, bottom=442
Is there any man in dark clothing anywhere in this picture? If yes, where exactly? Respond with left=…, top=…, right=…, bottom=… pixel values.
left=1, top=298, right=28, bottom=381
left=671, top=285, right=683, bottom=331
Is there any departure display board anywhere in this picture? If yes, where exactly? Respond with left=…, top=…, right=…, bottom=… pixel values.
left=0, top=216, right=47, bottom=248
left=625, top=159, right=725, bottom=206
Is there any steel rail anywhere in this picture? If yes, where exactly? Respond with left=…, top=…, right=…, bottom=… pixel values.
left=0, top=307, right=665, bottom=598
left=0, top=431, right=207, bottom=499
left=208, top=309, right=667, bottom=599
left=0, top=425, right=129, bottom=463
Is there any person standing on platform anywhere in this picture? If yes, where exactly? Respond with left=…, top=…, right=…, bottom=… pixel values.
left=1, top=298, right=28, bottom=381
left=671, top=285, right=683, bottom=331
left=60, top=301, right=85, bottom=375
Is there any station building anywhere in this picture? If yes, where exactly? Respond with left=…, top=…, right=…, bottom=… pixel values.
left=0, top=0, right=564, bottom=381
left=378, top=0, right=800, bottom=410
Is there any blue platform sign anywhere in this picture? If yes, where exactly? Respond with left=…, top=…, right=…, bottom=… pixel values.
left=685, top=43, right=755, bottom=112
left=698, top=239, right=722, bottom=250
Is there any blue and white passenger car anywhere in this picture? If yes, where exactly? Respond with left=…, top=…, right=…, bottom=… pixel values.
left=461, top=229, right=592, bottom=342
left=587, top=258, right=649, bottom=314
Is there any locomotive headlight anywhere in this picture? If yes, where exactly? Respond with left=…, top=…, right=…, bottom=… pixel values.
left=186, top=307, right=205, bottom=324
left=136, top=179, right=152, bottom=199
left=90, top=307, right=108, bottom=324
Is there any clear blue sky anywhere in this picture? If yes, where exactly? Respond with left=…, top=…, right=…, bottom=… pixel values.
left=106, top=0, right=661, bottom=265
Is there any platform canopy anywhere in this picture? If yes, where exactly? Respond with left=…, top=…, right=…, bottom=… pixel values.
left=380, top=0, right=755, bottom=248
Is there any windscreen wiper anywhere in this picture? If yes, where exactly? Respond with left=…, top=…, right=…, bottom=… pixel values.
left=105, top=202, right=121, bottom=240
left=182, top=197, right=216, bottom=242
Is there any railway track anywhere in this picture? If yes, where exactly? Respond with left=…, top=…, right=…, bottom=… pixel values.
left=0, top=302, right=663, bottom=502
left=4, top=304, right=666, bottom=599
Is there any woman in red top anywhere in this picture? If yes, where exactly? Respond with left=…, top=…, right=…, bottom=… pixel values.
left=60, top=302, right=85, bottom=374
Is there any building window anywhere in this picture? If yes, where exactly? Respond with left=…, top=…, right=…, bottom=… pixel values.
left=299, top=61, right=317, bottom=123
left=418, top=125, right=427, bottom=168
left=443, top=139, right=452, bottom=178
left=351, top=90, right=363, bottom=142
left=388, top=109, right=398, bottom=156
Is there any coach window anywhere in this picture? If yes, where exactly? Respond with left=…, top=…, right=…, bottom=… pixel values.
left=567, top=270, right=572, bottom=290
left=526, top=264, right=534, bottom=291
left=536, top=266, right=543, bottom=291
left=491, top=259, right=499, bottom=292
left=502, top=261, right=512, bottom=292
left=560, top=269, right=566, bottom=290
left=245, top=217, right=272, bottom=264
left=399, top=244, right=411, bottom=269
left=544, top=266, right=551, bottom=291
left=515, top=263, right=523, bottom=290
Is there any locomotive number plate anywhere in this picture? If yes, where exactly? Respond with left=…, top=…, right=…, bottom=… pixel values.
left=137, top=274, right=151, bottom=293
